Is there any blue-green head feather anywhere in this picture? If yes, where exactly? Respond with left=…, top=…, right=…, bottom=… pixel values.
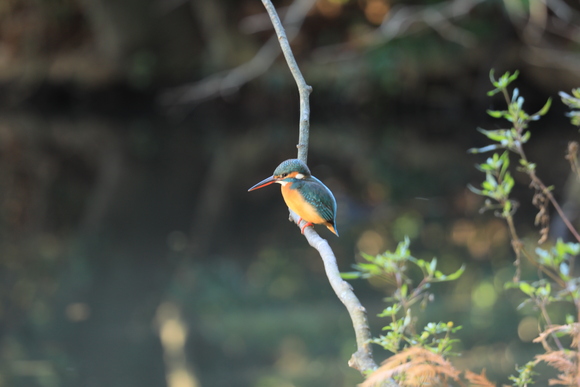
left=273, top=159, right=311, bottom=178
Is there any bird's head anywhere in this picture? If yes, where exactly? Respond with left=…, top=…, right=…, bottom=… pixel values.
left=248, top=159, right=311, bottom=191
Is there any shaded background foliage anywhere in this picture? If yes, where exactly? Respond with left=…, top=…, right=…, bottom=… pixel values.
left=1, top=0, right=580, bottom=386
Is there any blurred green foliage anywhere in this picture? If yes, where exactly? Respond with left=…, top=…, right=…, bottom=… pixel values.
left=344, top=237, right=464, bottom=358
left=470, top=70, right=580, bottom=386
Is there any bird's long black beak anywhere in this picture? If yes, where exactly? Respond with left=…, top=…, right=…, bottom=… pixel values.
left=248, top=176, right=276, bottom=191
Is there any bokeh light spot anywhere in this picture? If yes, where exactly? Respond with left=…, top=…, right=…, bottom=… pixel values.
left=392, top=212, right=422, bottom=241
left=421, top=223, right=445, bottom=249
left=472, top=281, right=496, bottom=309
left=65, top=302, right=91, bottom=322
left=364, top=0, right=390, bottom=25
left=161, top=319, right=187, bottom=351
left=167, top=231, right=188, bottom=252
left=268, top=275, right=299, bottom=299
left=356, top=230, right=385, bottom=256
left=316, top=0, right=343, bottom=18
left=275, top=336, right=308, bottom=376
left=517, top=316, right=539, bottom=342
left=157, top=302, right=187, bottom=352
left=37, top=233, right=62, bottom=260
left=367, top=182, right=388, bottom=204
left=451, top=219, right=476, bottom=246
left=167, top=369, right=197, bottom=387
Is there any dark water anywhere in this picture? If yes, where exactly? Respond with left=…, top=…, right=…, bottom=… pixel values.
left=0, top=99, right=577, bottom=386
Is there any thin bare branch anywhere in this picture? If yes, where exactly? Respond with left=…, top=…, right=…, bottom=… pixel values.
left=566, top=142, right=580, bottom=182
left=519, top=144, right=580, bottom=243
left=260, top=0, right=380, bottom=376
left=290, top=209, right=379, bottom=374
left=260, top=0, right=311, bottom=164
left=160, top=0, right=316, bottom=106
left=312, top=0, right=483, bottom=62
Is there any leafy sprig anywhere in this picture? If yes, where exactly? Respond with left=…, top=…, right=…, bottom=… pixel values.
left=343, top=238, right=464, bottom=358
left=472, top=70, right=580, bottom=386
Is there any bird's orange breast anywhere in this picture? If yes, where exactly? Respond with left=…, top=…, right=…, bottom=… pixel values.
left=280, top=184, right=327, bottom=225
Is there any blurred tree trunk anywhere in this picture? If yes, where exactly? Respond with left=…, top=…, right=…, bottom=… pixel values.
left=78, top=0, right=202, bottom=84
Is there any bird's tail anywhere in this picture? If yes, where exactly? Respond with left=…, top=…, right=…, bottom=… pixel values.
left=326, top=223, right=339, bottom=237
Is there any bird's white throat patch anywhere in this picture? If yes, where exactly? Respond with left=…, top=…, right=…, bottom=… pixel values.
left=277, top=181, right=288, bottom=186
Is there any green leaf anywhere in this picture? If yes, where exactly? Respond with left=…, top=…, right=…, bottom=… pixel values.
left=477, top=128, right=509, bottom=142
left=560, top=91, right=580, bottom=109
left=468, top=144, right=503, bottom=154
left=487, top=110, right=504, bottom=118
left=537, top=97, right=552, bottom=116
left=467, top=184, right=485, bottom=196
left=508, top=70, right=520, bottom=83
left=360, top=252, right=376, bottom=262
left=429, top=258, right=437, bottom=275
left=535, top=283, right=551, bottom=298
left=556, top=238, right=580, bottom=256
left=403, top=309, right=412, bottom=328
left=378, top=304, right=401, bottom=317
left=560, top=262, right=570, bottom=278
left=499, top=151, right=510, bottom=177
left=503, top=200, right=512, bottom=216
left=395, top=237, right=411, bottom=258
left=521, top=130, right=531, bottom=143
left=509, top=360, right=537, bottom=387
left=340, top=272, right=361, bottom=279
left=511, top=87, right=519, bottom=102
left=489, top=68, right=497, bottom=84
left=475, top=163, right=494, bottom=172
left=502, top=172, right=514, bottom=195
left=518, top=282, right=535, bottom=297
left=504, top=281, right=519, bottom=290
left=434, top=265, right=465, bottom=282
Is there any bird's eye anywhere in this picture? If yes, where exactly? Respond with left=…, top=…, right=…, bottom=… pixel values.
left=281, top=173, right=288, bottom=178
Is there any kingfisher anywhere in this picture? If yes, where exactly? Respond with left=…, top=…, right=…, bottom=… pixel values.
left=248, top=159, right=339, bottom=236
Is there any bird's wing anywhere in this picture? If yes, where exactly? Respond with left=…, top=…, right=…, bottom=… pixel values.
left=301, top=180, right=336, bottom=222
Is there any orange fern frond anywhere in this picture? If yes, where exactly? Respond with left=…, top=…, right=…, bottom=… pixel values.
left=360, top=347, right=461, bottom=387
left=548, top=375, right=576, bottom=386
left=570, top=324, right=580, bottom=348
left=535, top=351, right=575, bottom=373
left=464, top=369, right=496, bottom=387
left=533, top=325, right=570, bottom=345
left=535, top=350, right=578, bottom=386
left=405, top=363, right=439, bottom=386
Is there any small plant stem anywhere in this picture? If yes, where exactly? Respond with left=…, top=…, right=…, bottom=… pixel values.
left=505, top=214, right=566, bottom=287
left=516, top=144, right=580, bottom=243
left=567, top=142, right=580, bottom=181
left=394, top=271, right=406, bottom=309
left=509, top=208, right=567, bottom=353
left=542, top=181, right=580, bottom=243
left=506, top=216, right=523, bottom=281
left=538, top=303, right=565, bottom=351
left=502, top=87, right=510, bottom=106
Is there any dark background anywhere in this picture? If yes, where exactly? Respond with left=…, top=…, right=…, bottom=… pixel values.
left=1, top=0, right=580, bottom=386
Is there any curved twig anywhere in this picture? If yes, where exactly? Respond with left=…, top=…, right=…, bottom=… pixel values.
left=290, top=209, right=378, bottom=373
left=160, top=0, right=316, bottom=106
left=261, top=0, right=379, bottom=376
left=260, top=0, right=311, bottom=165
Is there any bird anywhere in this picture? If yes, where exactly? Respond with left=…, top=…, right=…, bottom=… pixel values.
left=248, top=159, right=338, bottom=236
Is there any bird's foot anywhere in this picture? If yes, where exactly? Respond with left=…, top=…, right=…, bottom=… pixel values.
left=300, top=221, right=313, bottom=234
